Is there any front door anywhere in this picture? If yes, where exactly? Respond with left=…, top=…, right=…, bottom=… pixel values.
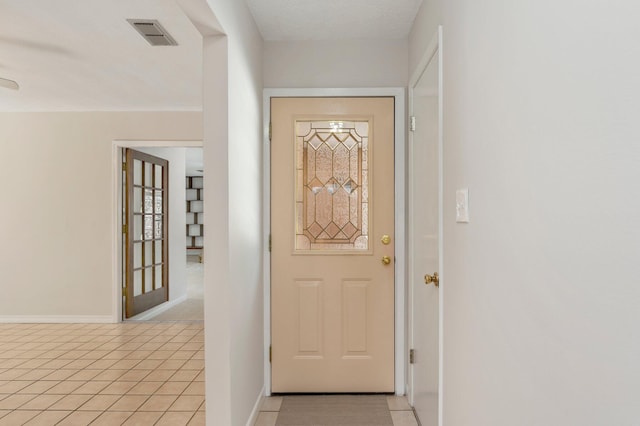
left=123, top=149, right=169, bottom=318
left=271, top=97, right=395, bottom=392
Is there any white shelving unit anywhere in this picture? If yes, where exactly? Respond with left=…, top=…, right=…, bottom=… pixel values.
left=186, top=176, right=203, bottom=261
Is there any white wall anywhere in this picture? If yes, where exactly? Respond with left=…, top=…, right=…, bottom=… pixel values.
left=0, top=112, right=202, bottom=319
left=408, top=0, right=442, bottom=74
left=409, top=0, right=640, bottom=424
left=136, top=147, right=188, bottom=303
left=200, top=1, right=264, bottom=424
left=264, top=39, right=408, bottom=88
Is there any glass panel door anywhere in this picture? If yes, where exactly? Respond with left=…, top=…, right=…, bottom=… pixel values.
left=124, top=149, right=169, bottom=318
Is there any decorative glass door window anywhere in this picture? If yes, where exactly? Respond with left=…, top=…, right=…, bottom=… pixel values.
left=295, top=120, right=369, bottom=251
left=131, top=160, right=165, bottom=296
left=124, top=149, right=168, bottom=318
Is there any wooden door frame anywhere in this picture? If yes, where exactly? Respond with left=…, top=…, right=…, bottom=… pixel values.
left=407, top=26, right=444, bottom=425
left=111, top=139, right=203, bottom=323
left=263, top=88, right=406, bottom=396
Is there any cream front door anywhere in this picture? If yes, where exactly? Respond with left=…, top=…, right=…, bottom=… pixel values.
left=271, top=97, right=395, bottom=393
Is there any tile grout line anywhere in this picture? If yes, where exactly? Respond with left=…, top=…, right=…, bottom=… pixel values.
left=0, top=322, right=205, bottom=426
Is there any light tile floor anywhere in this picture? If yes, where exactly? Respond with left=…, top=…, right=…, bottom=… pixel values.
left=130, top=261, right=204, bottom=322
left=0, top=322, right=204, bottom=425
left=254, top=395, right=418, bottom=426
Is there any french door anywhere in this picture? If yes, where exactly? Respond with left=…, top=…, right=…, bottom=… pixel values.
left=123, top=149, right=169, bottom=318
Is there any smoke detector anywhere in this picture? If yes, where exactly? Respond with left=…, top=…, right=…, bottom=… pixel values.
left=127, top=19, right=178, bottom=46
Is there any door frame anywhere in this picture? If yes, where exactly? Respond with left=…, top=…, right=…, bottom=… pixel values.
left=111, top=139, right=203, bottom=323
left=263, top=88, right=406, bottom=395
left=407, top=26, right=444, bottom=424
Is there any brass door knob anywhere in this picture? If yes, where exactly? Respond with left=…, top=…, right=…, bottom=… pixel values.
left=381, top=256, right=392, bottom=265
left=424, top=272, right=439, bottom=287
left=381, top=235, right=391, bottom=245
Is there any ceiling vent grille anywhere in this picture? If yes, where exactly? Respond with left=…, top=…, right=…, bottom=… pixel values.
left=127, top=19, right=177, bottom=46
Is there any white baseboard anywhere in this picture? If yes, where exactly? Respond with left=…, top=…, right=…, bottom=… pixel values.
left=246, top=386, right=266, bottom=426
left=0, top=315, right=114, bottom=323
left=128, top=295, right=188, bottom=321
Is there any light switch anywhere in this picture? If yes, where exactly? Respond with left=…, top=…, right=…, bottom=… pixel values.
left=456, top=188, right=469, bottom=223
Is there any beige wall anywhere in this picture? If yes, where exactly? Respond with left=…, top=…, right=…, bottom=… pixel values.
left=264, top=39, right=408, bottom=88
left=0, top=112, right=201, bottom=318
left=409, top=0, right=640, bottom=424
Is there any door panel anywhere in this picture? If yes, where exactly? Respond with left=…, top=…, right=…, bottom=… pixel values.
left=124, top=149, right=169, bottom=318
left=410, top=41, right=441, bottom=425
left=271, top=97, right=395, bottom=393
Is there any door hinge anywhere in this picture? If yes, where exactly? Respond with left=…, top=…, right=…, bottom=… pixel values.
left=268, top=234, right=272, bottom=252
left=269, top=345, right=272, bottom=363
left=122, top=161, right=127, bottom=172
left=122, top=224, right=127, bottom=234
left=268, top=122, right=272, bottom=142
left=409, top=349, right=415, bottom=364
left=410, top=116, right=416, bottom=132
left=122, top=287, right=127, bottom=297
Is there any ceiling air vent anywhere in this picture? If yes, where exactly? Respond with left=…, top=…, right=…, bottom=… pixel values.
left=127, top=19, right=177, bottom=46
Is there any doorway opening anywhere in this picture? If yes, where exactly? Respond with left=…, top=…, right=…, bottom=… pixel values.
left=112, top=141, right=203, bottom=323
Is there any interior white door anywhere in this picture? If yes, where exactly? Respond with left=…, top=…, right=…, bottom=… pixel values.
left=409, top=30, right=442, bottom=426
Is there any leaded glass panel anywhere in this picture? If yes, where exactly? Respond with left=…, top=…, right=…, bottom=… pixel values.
left=295, top=120, right=369, bottom=251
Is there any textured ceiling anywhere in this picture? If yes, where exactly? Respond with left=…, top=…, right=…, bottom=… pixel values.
left=246, top=0, right=422, bottom=41
left=0, top=0, right=202, bottom=111
left=0, top=0, right=422, bottom=111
